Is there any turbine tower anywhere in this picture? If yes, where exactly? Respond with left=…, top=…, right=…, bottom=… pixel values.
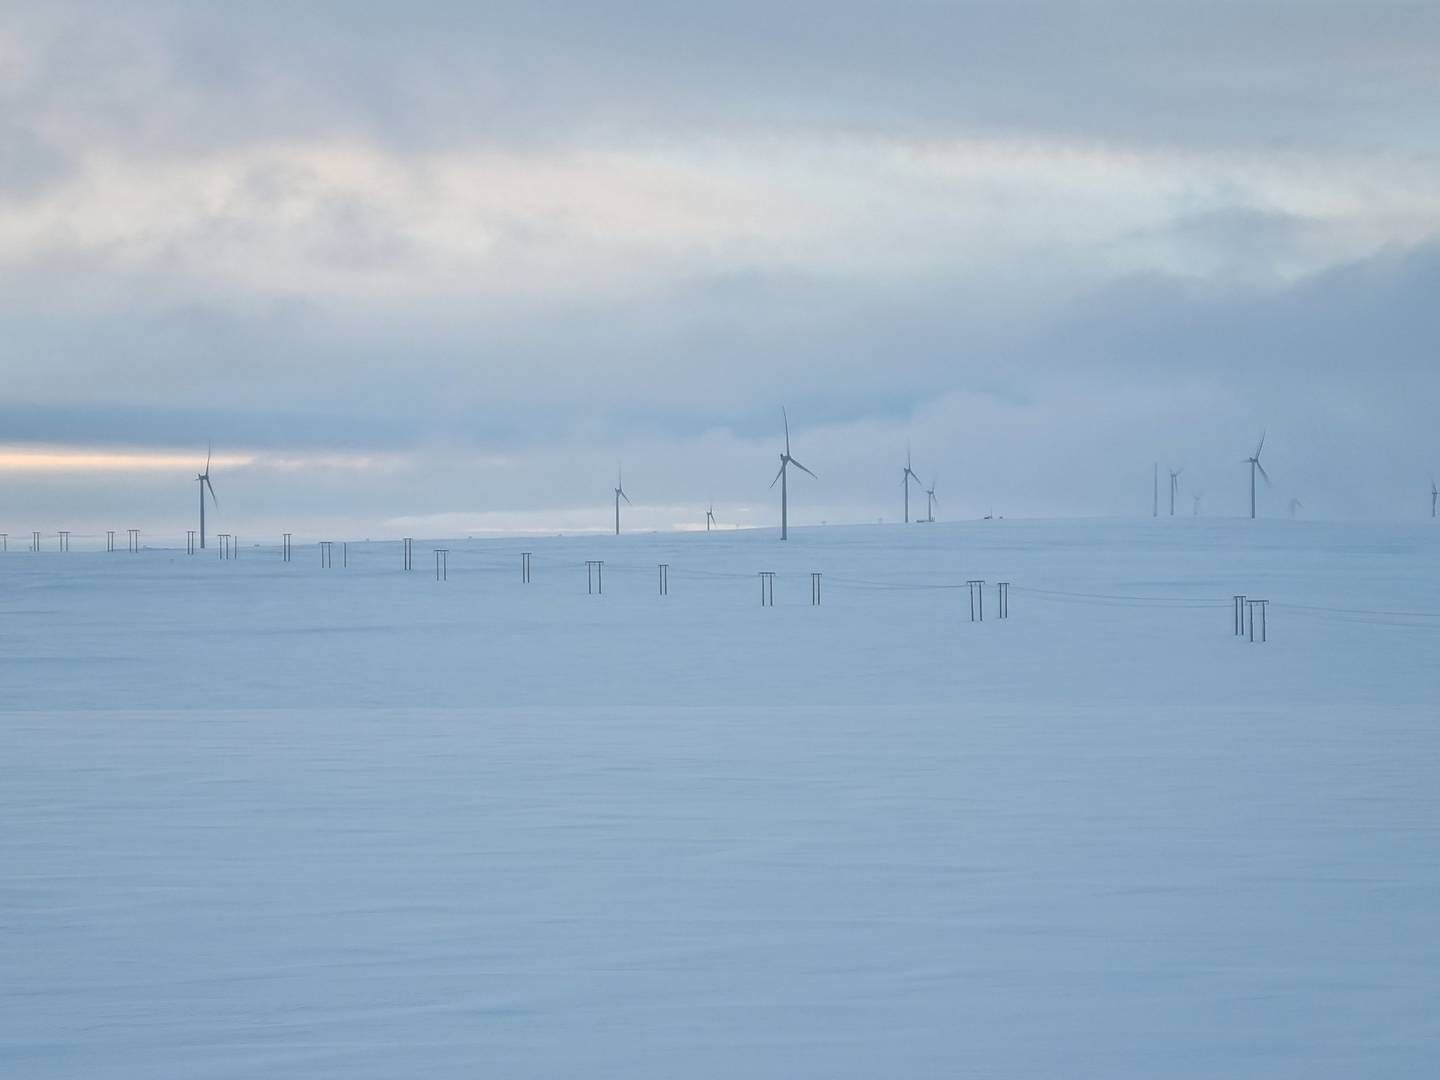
left=1168, top=466, right=1183, bottom=516
left=925, top=477, right=938, bottom=523
left=195, top=447, right=217, bottom=549
left=770, top=407, right=816, bottom=540
left=1244, top=433, right=1270, bottom=519
left=902, top=443, right=921, bottom=524
left=1431, top=478, right=1437, bottom=519
left=613, top=465, right=630, bottom=535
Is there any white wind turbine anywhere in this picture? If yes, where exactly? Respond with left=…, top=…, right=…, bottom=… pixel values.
left=195, top=446, right=218, bottom=548
left=613, top=465, right=630, bottom=535
left=1244, top=433, right=1270, bottom=519
left=770, top=408, right=816, bottom=541
left=902, top=443, right=921, bottom=523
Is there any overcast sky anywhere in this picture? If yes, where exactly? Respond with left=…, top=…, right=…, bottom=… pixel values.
left=2, top=0, right=1438, bottom=538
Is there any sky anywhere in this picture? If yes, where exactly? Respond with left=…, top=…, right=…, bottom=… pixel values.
left=2, top=0, right=1438, bottom=539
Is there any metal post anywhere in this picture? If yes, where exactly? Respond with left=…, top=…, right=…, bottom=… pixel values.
left=522, top=552, right=532, bottom=583
left=31, top=530, right=40, bottom=552
left=997, top=581, right=1009, bottom=619
left=128, top=529, right=140, bottom=553
left=434, top=549, right=448, bottom=581
left=403, top=538, right=414, bottom=571
left=759, top=571, right=775, bottom=607
left=283, top=533, right=292, bottom=562
left=1233, top=595, right=1246, bottom=636
left=966, top=580, right=984, bottom=622
left=1247, top=599, right=1268, bottom=643
left=586, top=560, right=604, bottom=594
left=320, top=541, right=332, bottom=568
left=811, top=572, right=822, bottom=606
left=58, top=530, right=69, bottom=552
left=658, top=563, right=669, bottom=596
left=343, top=543, right=348, bottom=568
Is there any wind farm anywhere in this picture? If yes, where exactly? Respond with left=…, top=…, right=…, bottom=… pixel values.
left=5, top=3, right=1437, bottom=1077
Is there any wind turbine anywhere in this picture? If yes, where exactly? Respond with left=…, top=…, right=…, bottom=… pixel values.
left=924, top=477, right=938, bottom=523
left=1431, top=478, right=1437, bottom=518
left=706, top=501, right=717, bottom=531
left=1153, top=462, right=1158, bottom=518
left=613, top=465, right=630, bottom=535
left=195, top=446, right=217, bottom=549
left=902, top=443, right=921, bottom=523
left=770, top=407, right=816, bottom=540
left=1192, top=490, right=1203, bottom=517
left=1168, top=466, right=1183, bottom=516
left=1289, top=497, right=1304, bottom=519
left=1244, top=433, right=1270, bottom=519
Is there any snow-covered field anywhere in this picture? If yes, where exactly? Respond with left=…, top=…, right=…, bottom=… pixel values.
left=4, top=519, right=1438, bottom=1077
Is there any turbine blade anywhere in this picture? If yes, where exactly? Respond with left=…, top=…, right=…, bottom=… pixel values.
left=782, top=407, right=791, bottom=456
left=789, top=457, right=817, bottom=479
left=1255, top=431, right=1266, bottom=459
left=770, top=462, right=785, bottom=488
left=621, top=491, right=631, bottom=505
left=205, top=476, right=218, bottom=507
left=1256, top=460, right=1271, bottom=486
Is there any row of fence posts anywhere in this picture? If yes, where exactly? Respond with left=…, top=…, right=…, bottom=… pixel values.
left=1233, top=594, right=1269, bottom=642
left=3, top=536, right=1024, bottom=623
left=9, top=528, right=144, bottom=552
left=961, top=579, right=1011, bottom=621
left=570, top=563, right=1008, bottom=614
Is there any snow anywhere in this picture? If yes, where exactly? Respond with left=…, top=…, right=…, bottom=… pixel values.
left=3, top=519, right=1438, bottom=1077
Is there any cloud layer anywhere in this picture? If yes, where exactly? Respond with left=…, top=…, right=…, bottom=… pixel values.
left=2, top=1, right=1438, bottom=534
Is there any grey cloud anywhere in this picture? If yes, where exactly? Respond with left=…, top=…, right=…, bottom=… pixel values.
left=8, top=1, right=1439, bottom=155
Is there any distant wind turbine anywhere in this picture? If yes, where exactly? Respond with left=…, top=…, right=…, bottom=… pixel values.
left=1244, top=433, right=1270, bottom=519
left=706, top=501, right=716, bottom=531
left=196, top=446, right=217, bottom=548
left=770, top=407, right=816, bottom=540
left=613, top=465, right=630, bottom=535
left=1289, top=497, right=1304, bottom=519
left=902, top=443, right=921, bottom=523
left=1192, top=490, right=1203, bottom=517
left=1168, top=466, right=1183, bottom=516
left=1431, top=478, right=1437, bottom=519
left=925, top=477, right=937, bottom=523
